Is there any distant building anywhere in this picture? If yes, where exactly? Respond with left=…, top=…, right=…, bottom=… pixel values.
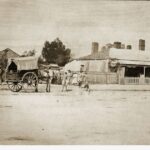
left=0, top=48, right=20, bottom=59
left=0, top=48, right=20, bottom=68
left=65, top=40, right=150, bottom=85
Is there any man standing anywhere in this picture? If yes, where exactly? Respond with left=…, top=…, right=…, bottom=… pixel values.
left=46, top=67, right=54, bottom=92
left=0, top=67, right=2, bottom=85
left=46, top=70, right=51, bottom=92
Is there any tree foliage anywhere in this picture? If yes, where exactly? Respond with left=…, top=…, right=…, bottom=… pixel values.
left=21, top=49, right=36, bottom=57
left=41, top=38, right=71, bottom=66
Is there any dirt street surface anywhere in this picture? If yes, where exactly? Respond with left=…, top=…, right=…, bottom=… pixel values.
left=0, top=84, right=150, bottom=144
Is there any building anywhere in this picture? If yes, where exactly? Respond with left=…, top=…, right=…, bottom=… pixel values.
left=65, top=40, right=150, bottom=85
left=0, top=48, right=20, bottom=59
left=0, top=48, right=20, bottom=68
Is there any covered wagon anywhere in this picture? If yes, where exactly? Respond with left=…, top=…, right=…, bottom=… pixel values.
left=5, top=57, right=39, bottom=92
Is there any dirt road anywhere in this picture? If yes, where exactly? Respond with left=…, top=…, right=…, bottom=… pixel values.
left=0, top=84, right=150, bottom=144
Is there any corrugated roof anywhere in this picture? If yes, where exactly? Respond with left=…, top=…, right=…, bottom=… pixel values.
left=109, top=48, right=150, bottom=61
left=77, top=48, right=150, bottom=62
left=117, top=60, right=150, bottom=66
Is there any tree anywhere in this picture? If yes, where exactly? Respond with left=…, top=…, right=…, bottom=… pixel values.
left=41, top=38, right=71, bottom=66
left=21, top=49, right=36, bottom=57
left=29, top=49, right=36, bottom=56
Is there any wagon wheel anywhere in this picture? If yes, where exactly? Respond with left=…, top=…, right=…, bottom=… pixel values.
left=22, top=72, right=38, bottom=92
left=7, top=81, right=23, bottom=92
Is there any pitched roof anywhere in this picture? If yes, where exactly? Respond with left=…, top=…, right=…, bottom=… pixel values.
left=77, top=49, right=109, bottom=60
left=0, top=48, right=20, bottom=58
left=77, top=48, right=150, bottom=62
left=109, top=48, right=150, bottom=61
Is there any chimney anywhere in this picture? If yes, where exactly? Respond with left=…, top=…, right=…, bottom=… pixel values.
left=126, top=45, right=132, bottom=50
left=121, top=44, right=125, bottom=49
left=91, top=42, right=99, bottom=54
left=139, top=39, right=145, bottom=51
left=113, top=41, right=121, bottom=49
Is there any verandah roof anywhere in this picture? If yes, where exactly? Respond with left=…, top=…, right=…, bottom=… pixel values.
left=117, top=60, right=150, bottom=66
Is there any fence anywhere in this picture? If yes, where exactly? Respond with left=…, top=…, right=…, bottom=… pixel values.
left=124, top=77, right=150, bottom=85
left=75, top=71, right=150, bottom=85
left=145, top=78, right=150, bottom=84
left=124, top=77, right=139, bottom=85
left=87, top=72, right=118, bottom=84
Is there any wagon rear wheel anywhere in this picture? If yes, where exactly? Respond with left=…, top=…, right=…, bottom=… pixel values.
left=7, top=81, right=23, bottom=92
left=22, top=72, right=38, bottom=92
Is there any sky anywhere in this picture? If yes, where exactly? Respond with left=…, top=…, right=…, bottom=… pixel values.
left=0, top=0, right=150, bottom=57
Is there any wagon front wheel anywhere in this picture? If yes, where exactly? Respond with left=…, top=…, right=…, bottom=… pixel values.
left=22, top=72, right=38, bottom=92
left=7, top=81, right=23, bottom=92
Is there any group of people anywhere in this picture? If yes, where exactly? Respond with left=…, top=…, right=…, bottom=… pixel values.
left=45, top=68, right=90, bottom=93
left=61, top=70, right=72, bottom=92
left=61, top=70, right=90, bottom=92
left=0, top=66, right=90, bottom=93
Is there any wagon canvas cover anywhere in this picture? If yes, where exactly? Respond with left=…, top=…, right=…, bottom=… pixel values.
left=7, top=56, right=38, bottom=70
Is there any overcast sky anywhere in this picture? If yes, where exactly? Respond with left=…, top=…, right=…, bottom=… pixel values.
left=0, top=0, right=150, bottom=57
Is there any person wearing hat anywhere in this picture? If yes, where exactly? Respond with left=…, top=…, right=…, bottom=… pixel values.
left=46, top=70, right=51, bottom=92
